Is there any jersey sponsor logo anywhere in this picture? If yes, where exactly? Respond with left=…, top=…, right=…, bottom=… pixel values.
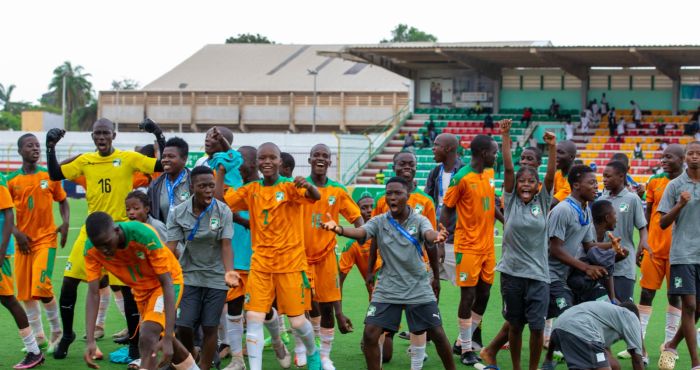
left=210, top=217, right=220, bottom=230
left=531, top=204, right=542, bottom=216
left=113, top=158, right=122, bottom=167
left=40, top=180, right=49, bottom=189
left=366, top=305, right=376, bottom=317
left=619, top=203, right=630, bottom=213
left=415, top=203, right=424, bottom=214
left=328, top=195, right=336, bottom=206
left=275, top=191, right=284, bottom=202
left=674, top=276, right=683, bottom=288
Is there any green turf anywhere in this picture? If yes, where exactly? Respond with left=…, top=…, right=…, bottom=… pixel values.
left=0, top=198, right=693, bottom=369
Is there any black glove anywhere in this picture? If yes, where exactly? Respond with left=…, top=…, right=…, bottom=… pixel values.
left=46, top=128, right=66, bottom=149
left=139, top=118, right=161, bottom=134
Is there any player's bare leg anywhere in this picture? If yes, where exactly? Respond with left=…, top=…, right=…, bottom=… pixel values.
left=362, top=324, right=384, bottom=370
left=425, top=326, right=455, bottom=370
left=1, top=295, right=45, bottom=368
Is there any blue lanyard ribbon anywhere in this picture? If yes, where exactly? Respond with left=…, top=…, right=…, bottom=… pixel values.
left=386, top=212, right=422, bottom=257
left=187, top=201, right=215, bottom=241
left=165, top=170, right=187, bottom=210
left=565, top=198, right=590, bottom=226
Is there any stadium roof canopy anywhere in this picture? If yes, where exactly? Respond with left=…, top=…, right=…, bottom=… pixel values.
left=144, top=44, right=408, bottom=92
left=319, top=41, right=700, bottom=80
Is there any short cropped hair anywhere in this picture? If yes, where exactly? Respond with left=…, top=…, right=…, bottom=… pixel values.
left=385, top=176, right=411, bottom=192
left=567, top=165, right=595, bottom=188
left=85, top=212, right=114, bottom=242
left=165, top=137, right=189, bottom=159
left=591, top=200, right=614, bottom=224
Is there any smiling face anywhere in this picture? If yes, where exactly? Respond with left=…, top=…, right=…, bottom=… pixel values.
left=308, top=144, right=331, bottom=177
left=91, top=120, right=116, bottom=155
left=125, top=198, right=149, bottom=223
left=602, top=165, right=625, bottom=192
left=385, top=182, right=409, bottom=214
left=18, top=135, right=40, bottom=164
left=515, top=169, right=539, bottom=203
left=191, top=173, right=215, bottom=206
left=161, top=146, right=186, bottom=176
left=574, top=172, right=599, bottom=202
left=257, top=144, right=281, bottom=179
left=556, top=143, right=575, bottom=171
left=661, top=147, right=684, bottom=174
left=393, top=152, right=417, bottom=184
left=519, top=148, right=541, bottom=168
left=358, top=197, right=374, bottom=222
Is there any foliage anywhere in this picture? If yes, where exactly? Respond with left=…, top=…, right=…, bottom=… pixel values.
left=71, top=98, right=98, bottom=131
left=0, top=83, right=15, bottom=111
left=111, top=78, right=140, bottom=90
left=46, top=61, right=94, bottom=125
left=381, top=24, right=438, bottom=43
left=225, top=33, right=274, bottom=44
left=0, top=111, right=20, bottom=130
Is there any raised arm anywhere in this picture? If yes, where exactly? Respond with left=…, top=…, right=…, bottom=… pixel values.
left=46, top=128, right=66, bottom=181
left=543, top=132, right=557, bottom=192
left=659, top=191, right=690, bottom=229
left=321, top=217, right=368, bottom=241
left=294, top=176, right=321, bottom=201
left=500, top=119, right=515, bottom=194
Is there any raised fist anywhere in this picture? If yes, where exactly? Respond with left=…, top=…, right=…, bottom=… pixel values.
left=46, top=128, right=66, bottom=149
left=139, top=118, right=161, bottom=134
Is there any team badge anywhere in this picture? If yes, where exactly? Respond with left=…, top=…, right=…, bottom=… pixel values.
left=407, top=225, right=418, bottom=235
left=489, top=178, right=495, bottom=188
left=40, top=180, right=49, bottom=189
left=136, top=251, right=146, bottom=260
left=65, top=262, right=72, bottom=271
left=180, top=191, right=189, bottom=201
left=556, top=297, right=567, bottom=309
left=415, top=204, right=424, bottom=214
left=459, top=272, right=468, bottom=282
left=328, top=195, right=336, bottom=206
left=275, top=191, right=284, bottom=202
left=210, top=217, right=220, bottom=230
left=366, top=305, right=377, bottom=317
left=619, top=203, right=629, bottom=213
left=113, top=158, right=122, bottom=167
left=531, top=204, right=541, bottom=216
left=244, top=293, right=251, bottom=304
left=674, top=277, right=683, bottom=288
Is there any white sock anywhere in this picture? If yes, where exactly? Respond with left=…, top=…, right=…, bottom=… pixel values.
left=264, top=308, right=282, bottom=346
left=310, top=315, right=321, bottom=339
left=96, top=287, right=110, bottom=328
left=320, top=327, right=334, bottom=359
left=471, top=312, right=483, bottom=332
left=227, top=314, right=244, bottom=356
left=294, top=329, right=307, bottom=356
left=218, top=309, right=228, bottom=346
left=638, top=305, right=652, bottom=339
left=113, top=290, right=125, bottom=317
left=24, top=300, right=44, bottom=340
left=294, top=319, right=318, bottom=356
left=279, top=314, right=288, bottom=333
left=666, top=306, right=682, bottom=343
left=19, top=327, right=40, bottom=355
left=43, top=298, right=61, bottom=334
left=246, top=320, right=265, bottom=370
left=544, top=319, right=553, bottom=340
left=410, top=344, right=426, bottom=370
left=459, top=318, right=472, bottom=353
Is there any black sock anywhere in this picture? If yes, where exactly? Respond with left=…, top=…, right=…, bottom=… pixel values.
left=59, top=277, right=80, bottom=336
left=122, top=287, right=141, bottom=359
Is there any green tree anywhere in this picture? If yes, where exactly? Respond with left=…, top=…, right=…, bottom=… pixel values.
left=0, top=83, right=15, bottom=111
left=46, top=61, right=93, bottom=126
left=111, top=78, right=140, bottom=90
left=381, top=24, right=437, bottom=43
left=225, top=33, right=274, bottom=44
left=72, top=98, right=98, bottom=131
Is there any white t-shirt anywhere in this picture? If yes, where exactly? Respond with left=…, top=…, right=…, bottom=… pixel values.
left=439, top=171, right=452, bottom=208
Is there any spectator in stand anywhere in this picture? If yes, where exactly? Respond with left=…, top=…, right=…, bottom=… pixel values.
left=483, top=113, right=494, bottom=129
left=549, top=99, right=560, bottom=118
left=601, top=93, right=609, bottom=116
left=581, top=108, right=591, bottom=133
left=521, top=107, right=533, bottom=127
left=591, top=99, right=601, bottom=124
left=472, top=101, right=483, bottom=115
left=617, top=117, right=626, bottom=137
left=633, top=143, right=644, bottom=160
left=608, top=107, right=617, bottom=137
left=684, top=109, right=699, bottom=135
left=631, top=100, right=642, bottom=126
left=427, top=118, right=437, bottom=142
left=657, top=121, right=666, bottom=136
left=375, top=168, right=385, bottom=185
left=421, top=131, right=432, bottom=148
left=564, top=119, right=575, bottom=141
left=402, top=133, right=416, bottom=151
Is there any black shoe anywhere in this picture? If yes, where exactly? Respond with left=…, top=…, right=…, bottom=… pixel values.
left=53, top=332, right=76, bottom=360
left=472, top=326, right=483, bottom=351
left=398, top=331, right=410, bottom=340
left=113, top=335, right=129, bottom=345
left=452, top=341, right=461, bottom=356
left=460, top=351, right=480, bottom=366
left=14, top=351, right=45, bottom=369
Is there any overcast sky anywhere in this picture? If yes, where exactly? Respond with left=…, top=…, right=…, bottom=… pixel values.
left=2, top=0, right=698, bottom=103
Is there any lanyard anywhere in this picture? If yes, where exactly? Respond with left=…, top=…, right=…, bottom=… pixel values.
left=565, top=198, right=590, bottom=226
left=386, top=212, right=422, bottom=257
left=165, top=170, right=187, bottom=210
left=187, top=201, right=215, bottom=241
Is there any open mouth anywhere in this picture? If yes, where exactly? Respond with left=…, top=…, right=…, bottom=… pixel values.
left=163, top=163, right=172, bottom=172
left=520, top=190, right=533, bottom=198
left=314, top=162, right=326, bottom=169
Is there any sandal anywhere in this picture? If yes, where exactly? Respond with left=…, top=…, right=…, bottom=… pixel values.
left=127, top=358, right=141, bottom=370
left=658, top=344, right=677, bottom=370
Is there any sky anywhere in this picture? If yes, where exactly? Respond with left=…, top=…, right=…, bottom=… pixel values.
left=2, top=0, right=698, bottom=103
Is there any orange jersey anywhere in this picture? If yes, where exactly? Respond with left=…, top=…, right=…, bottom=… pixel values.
left=132, top=171, right=161, bottom=189
left=224, top=177, right=316, bottom=273
left=339, top=239, right=378, bottom=277
left=553, top=170, right=572, bottom=202
left=372, top=188, right=437, bottom=228
left=443, top=165, right=495, bottom=255
left=7, top=168, right=66, bottom=249
left=646, top=174, right=673, bottom=257
left=302, top=178, right=361, bottom=263
left=73, top=176, right=87, bottom=188
left=84, top=221, right=182, bottom=302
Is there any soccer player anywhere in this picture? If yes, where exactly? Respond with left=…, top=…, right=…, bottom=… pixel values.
left=148, top=137, right=191, bottom=223
left=339, top=193, right=376, bottom=296
left=480, top=122, right=557, bottom=370
left=544, top=301, right=645, bottom=370
left=165, top=166, right=237, bottom=370
left=440, top=134, right=497, bottom=366
left=425, top=133, right=464, bottom=285
left=611, top=152, right=646, bottom=198
left=303, top=143, right=362, bottom=370
left=83, top=212, right=212, bottom=370
left=321, top=176, right=454, bottom=370
left=0, top=175, right=45, bottom=369
left=221, top=142, right=323, bottom=370
left=7, top=133, right=69, bottom=354
left=657, top=141, right=700, bottom=370
left=601, top=160, right=649, bottom=304
left=637, top=145, right=684, bottom=352
left=550, top=140, right=576, bottom=208
left=45, top=118, right=165, bottom=359
left=280, top=152, right=295, bottom=178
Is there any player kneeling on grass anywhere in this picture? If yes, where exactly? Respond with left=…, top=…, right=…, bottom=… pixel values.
left=321, top=176, right=455, bottom=370
left=83, top=212, right=230, bottom=370
left=543, top=301, right=645, bottom=370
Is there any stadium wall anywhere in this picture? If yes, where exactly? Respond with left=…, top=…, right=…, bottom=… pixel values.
left=500, top=89, right=580, bottom=111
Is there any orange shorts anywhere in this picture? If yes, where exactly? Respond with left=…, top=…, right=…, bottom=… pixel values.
left=307, top=252, right=341, bottom=303
left=0, top=257, right=14, bottom=296
left=455, top=252, right=495, bottom=287
left=226, top=271, right=249, bottom=302
left=640, top=252, right=671, bottom=291
left=136, top=284, right=183, bottom=330
left=244, top=270, right=311, bottom=317
left=15, top=246, right=56, bottom=301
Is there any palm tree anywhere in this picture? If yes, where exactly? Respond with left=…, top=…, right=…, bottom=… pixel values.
left=48, top=61, right=93, bottom=125
left=0, top=83, right=15, bottom=111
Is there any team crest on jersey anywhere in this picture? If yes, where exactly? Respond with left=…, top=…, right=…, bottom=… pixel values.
left=328, top=195, right=336, bottom=206
left=415, top=204, right=424, bottom=214
left=619, top=203, right=629, bottom=213
left=556, top=297, right=568, bottom=309
left=40, top=180, right=49, bottom=189
left=113, top=158, right=122, bottom=167
left=65, top=262, right=72, bottom=271
left=179, top=191, right=189, bottom=201
left=366, top=305, right=377, bottom=317
left=459, top=272, right=468, bottom=282
left=531, top=204, right=541, bottom=216
left=210, top=217, right=220, bottom=230
left=136, top=251, right=146, bottom=260
left=407, top=225, right=418, bottom=235
left=489, top=178, right=495, bottom=188
left=244, top=293, right=251, bottom=304
left=674, top=277, right=683, bottom=288
left=276, top=191, right=284, bottom=202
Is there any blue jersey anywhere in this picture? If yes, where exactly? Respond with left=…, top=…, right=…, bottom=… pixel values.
left=0, top=210, right=15, bottom=255
left=232, top=211, right=252, bottom=271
